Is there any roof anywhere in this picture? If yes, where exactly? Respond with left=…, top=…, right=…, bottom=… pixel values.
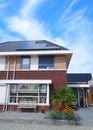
left=0, top=40, right=68, bottom=52
left=67, top=73, right=92, bottom=84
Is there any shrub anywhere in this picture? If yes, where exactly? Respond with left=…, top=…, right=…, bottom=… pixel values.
left=64, top=112, right=76, bottom=120
left=48, top=109, right=63, bottom=120
left=48, top=109, right=79, bottom=123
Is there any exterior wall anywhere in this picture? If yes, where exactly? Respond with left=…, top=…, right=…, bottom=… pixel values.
left=10, top=56, right=15, bottom=70
left=7, top=105, right=18, bottom=111
left=0, top=85, right=6, bottom=104
left=54, top=55, right=66, bottom=70
left=0, top=71, right=7, bottom=79
left=0, top=54, right=67, bottom=111
left=16, top=56, right=21, bottom=70
left=0, top=56, right=5, bottom=70
left=15, top=71, right=67, bottom=88
left=0, top=71, right=67, bottom=88
left=5, top=56, right=8, bottom=70
left=89, top=87, right=93, bottom=105
left=3, top=55, right=67, bottom=71
left=7, top=105, right=50, bottom=112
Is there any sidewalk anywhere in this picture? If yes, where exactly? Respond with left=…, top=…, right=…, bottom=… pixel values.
left=0, top=107, right=93, bottom=126
left=0, top=111, right=68, bottom=125
left=76, top=107, right=93, bottom=126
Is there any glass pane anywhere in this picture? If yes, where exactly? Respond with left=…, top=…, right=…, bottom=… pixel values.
left=21, top=57, right=30, bottom=69
left=18, top=97, right=38, bottom=103
left=10, top=84, right=17, bottom=96
left=10, top=97, right=16, bottom=103
left=39, top=55, right=54, bottom=69
left=22, top=58, right=30, bottom=64
left=39, top=84, right=47, bottom=96
left=39, top=97, right=46, bottom=103
left=18, top=84, right=38, bottom=96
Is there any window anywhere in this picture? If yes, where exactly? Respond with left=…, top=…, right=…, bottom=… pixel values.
left=21, top=56, right=30, bottom=69
left=9, top=84, right=48, bottom=105
left=39, top=55, right=54, bottom=69
left=39, top=84, right=47, bottom=103
left=10, top=84, right=18, bottom=103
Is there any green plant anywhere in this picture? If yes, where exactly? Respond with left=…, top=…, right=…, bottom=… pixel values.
left=48, top=109, right=63, bottom=120
left=64, top=112, right=76, bottom=120
left=52, top=87, right=77, bottom=111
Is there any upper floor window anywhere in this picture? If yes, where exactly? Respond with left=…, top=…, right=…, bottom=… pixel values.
left=39, top=55, right=54, bottom=69
left=21, top=56, right=30, bottom=69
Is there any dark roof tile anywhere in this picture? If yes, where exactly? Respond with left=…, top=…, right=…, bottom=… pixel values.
left=67, top=73, right=92, bottom=84
left=0, top=40, right=68, bottom=52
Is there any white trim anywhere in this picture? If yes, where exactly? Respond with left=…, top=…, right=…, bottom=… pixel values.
left=8, top=103, right=50, bottom=106
left=0, top=69, right=67, bottom=71
left=0, top=80, right=52, bottom=84
left=67, top=84, right=90, bottom=88
left=0, top=50, right=73, bottom=56
left=47, top=84, right=49, bottom=105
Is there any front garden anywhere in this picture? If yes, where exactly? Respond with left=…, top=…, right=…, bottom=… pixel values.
left=47, top=87, right=80, bottom=124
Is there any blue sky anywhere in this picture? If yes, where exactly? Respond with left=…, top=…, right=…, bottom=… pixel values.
left=0, top=0, right=93, bottom=75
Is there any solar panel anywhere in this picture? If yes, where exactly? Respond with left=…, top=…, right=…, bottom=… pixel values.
left=16, top=41, right=61, bottom=51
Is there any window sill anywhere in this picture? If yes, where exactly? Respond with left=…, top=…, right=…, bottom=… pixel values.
left=8, top=103, right=50, bottom=106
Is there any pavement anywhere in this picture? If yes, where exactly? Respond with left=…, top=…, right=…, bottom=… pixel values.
left=0, top=107, right=93, bottom=126
left=76, top=107, right=93, bottom=126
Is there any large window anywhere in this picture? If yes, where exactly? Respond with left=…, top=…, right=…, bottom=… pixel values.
left=39, top=55, right=54, bottom=69
left=21, top=56, right=30, bottom=69
left=9, top=84, right=48, bottom=104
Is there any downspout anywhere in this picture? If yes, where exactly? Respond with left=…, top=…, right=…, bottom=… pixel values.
left=3, top=56, right=10, bottom=111
left=6, top=56, right=10, bottom=80
left=77, top=88, right=80, bottom=107
left=4, top=84, right=9, bottom=111
left=83, top=88, right=85, bottom=107
left=13, top=56, right=16, bottom=80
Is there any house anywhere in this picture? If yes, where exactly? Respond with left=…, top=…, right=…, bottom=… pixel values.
left=0, top=40, right=92, bottom=112
left=67, top=73, right=92, bottom=107
left=0, top=40, right=73, bottom=111
left=88, top=79, right=93, bottom=105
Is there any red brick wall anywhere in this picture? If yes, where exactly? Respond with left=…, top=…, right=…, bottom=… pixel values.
left=7, top=105, right=17, bottom=111
left=0, top=71, right=7, bottom=79
left=0, top=70, right=67, bottom=88
left=0, top=105, right=3, bottom=111
left=15, top=70, right=67, bottom=88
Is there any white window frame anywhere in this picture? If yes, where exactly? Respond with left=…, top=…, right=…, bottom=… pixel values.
left=9, top=84, right=50, bottom=106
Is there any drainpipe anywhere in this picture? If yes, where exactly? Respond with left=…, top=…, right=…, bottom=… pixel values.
left=4, top=84, right=9, bottom=111
left=3, top=56, right=10, bottom=111
left=77, top=88, right=80, bottom=107
left=13, top=56, right=16, bottom=80
left=83, top=88, right=85, bottom=107
left=6, top=56, right=10, bottom=80
left=85, top=89, right=88, bottom=107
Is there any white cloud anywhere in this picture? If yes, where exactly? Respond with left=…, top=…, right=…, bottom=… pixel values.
left=54, top=37, right=67, bottom=47
left=6, top=0, right=52, bottom=40
left=2, top=0, right=93, bottom=74
left=7, top=16, right=51, bottom=40
left=20, top=0, right=46, bottom=19
left=0, top=0, right=7, bottom=12
left=67, top=18, right=93, bottom=73
left=0, top=3, right=6, bottom=9
left=0, top=29, right=22, bottom=42
left=57, top=0, right=93, bottom=74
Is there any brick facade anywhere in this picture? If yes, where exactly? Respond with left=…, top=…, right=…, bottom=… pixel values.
left=0, top=70, right=67, bottom=88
